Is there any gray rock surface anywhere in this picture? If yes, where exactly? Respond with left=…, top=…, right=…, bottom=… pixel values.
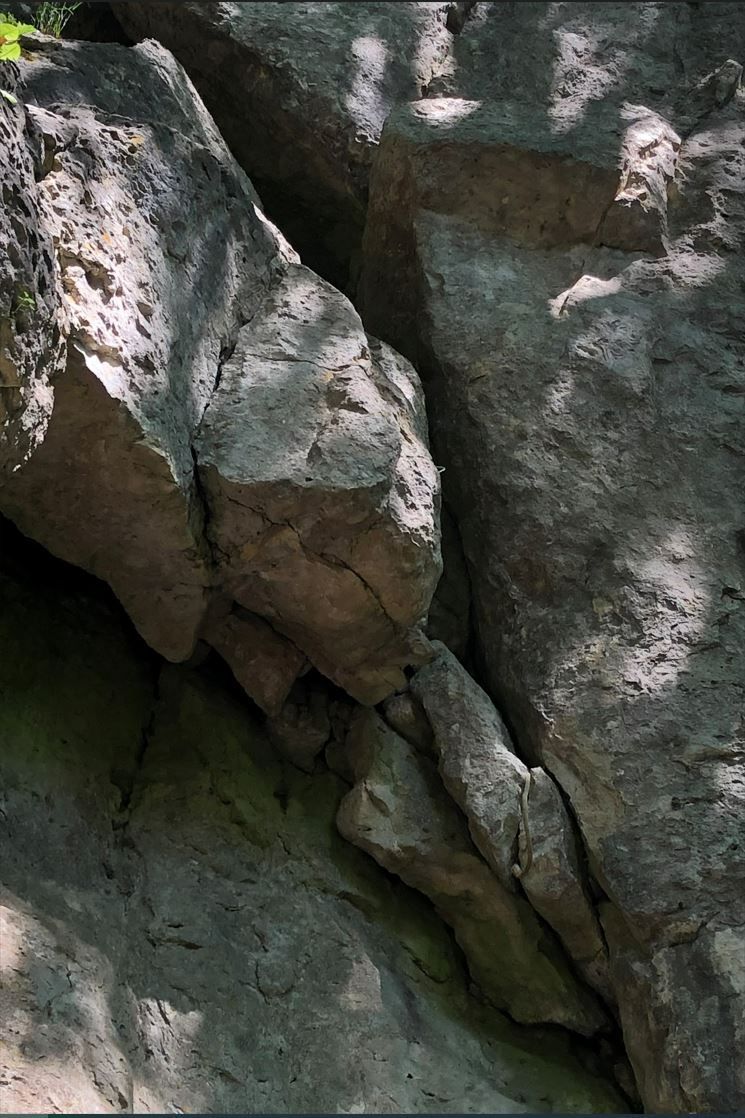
left=337, top=708, right=607, bottom=1034
left=411, top=646, right=611, bottom=1001
left=203, top=604, right=308, bottom=716
left=0, top=528, right=622, bottom=1114
left=359, top=42, right=745, bottom=1111
left=265, top=676, right=331, bottom=772
left=114, top=1, right=455, bottom=288
left=411, top=643, right=527, bottom=889
left=195, top=265, right=441, bottom=704
left=426, top=503, right=472, bottom=660
left=0, top=61, right=63, bottom=479
left=516, top=769, right=612, bottom=1003
left=0, top=35, right=441, bottom=705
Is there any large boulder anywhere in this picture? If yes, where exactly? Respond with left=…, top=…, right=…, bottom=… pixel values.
left=0, top=35, right=440, bottom=704
left=195, top=266, right=441, bottom=704
left=114, top=1, right=455, bottom=288
left=0, top=523, right=622, bottom=1114
left=359, top=59, right=745, bottom=1111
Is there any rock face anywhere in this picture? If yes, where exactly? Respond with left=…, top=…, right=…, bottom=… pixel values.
left=0, top=522, right=622, bottom=1114
left=195, top=268, right=441, bottom=704
left=337, top=707, right=606, bottom=1034
left=0, top=59, right=62, bottom=478
left=359, top=15, right=745, bottom=1111
left=4, top=5, right=745, bottom=1112
left=410, top=645, right=612, bottom=1004
left=114, top=1, right=455, bottom=288
left=0, top=35, right=440, bottom=704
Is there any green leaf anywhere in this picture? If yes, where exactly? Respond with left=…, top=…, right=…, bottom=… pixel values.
left=0, top=40, right=21, bottom=59
left=0, top=19, right=34, bottom=40
left=0, top=88, right=16, bottom=103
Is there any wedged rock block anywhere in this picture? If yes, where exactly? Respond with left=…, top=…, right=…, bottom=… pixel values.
left=359, top=77, right=745, bottom=1111
left=337, top=708, right=607, bottom=1035
left=0, top=36, right=440, bottom=704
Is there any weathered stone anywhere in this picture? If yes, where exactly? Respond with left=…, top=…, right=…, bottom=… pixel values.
left=0, top=529, right=622, bottom=1114
left=517, top=768, right=612, bottom=1004
left=337, top=709, right=607, bottom=1035
left=428, top=1, right=745, bottom=134
left=195, top=265, right=441, bottom=704
left=0, top=36, right=278, bottom=661
left=411, top=643, right=526, bottom=889
left=113, top=1, right=455, bottom=288
left=380, top=689, right=434, bottom=753
left=203, top=604, right=307, bottom=716
left=0, top=65, right=63, bottom=478
left=359, top=54, right=745, bottom=1111
left=0, top=36, right=441, bottom=707
left=426, top=503, right=471, bottom=660
left=412, top=646, right=611, bottom=1001
left=265, top=676, right=331, bottom=773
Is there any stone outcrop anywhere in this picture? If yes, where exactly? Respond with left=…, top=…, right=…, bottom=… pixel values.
left=3, top=4, right=745, bottom=1111
left=0, top=521, right=622, bottom=1114
left=336, top=708, right=606, bottom=1035
left=359, top=36, right=745, bottom=1115
left=0, top=34, right=441, bottom=705
left=410, top=645, right=612, bottom=1003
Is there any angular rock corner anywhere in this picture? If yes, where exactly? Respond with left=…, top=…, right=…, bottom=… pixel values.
left=2, top=2, right=745, bottom=1115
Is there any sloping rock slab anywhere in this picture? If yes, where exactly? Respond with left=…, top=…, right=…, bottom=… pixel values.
left=337, top=708, right=606, bottom=1034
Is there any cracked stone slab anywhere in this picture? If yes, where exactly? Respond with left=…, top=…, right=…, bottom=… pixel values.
left=195, top=263, right=441, bottom=704
left=337, top=708, right=607, bottom=1035
left=412, top=646, right=611, bottom=1002
left=411, top=642, right=527, bottom=889
left=515, top=768, right=612, bottom=1004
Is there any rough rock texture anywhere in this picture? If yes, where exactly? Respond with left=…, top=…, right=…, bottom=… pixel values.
left=202, top=604, right=308, bottom=716
left=412, top=644, right=527, bottom=888
left=337, top=708, right=607, bottom=1035
left=380, top=689, right=434, bottom=753
left=1, top=35, right=274, bottom=661
left=515, top=768, right=612, bottom=1004
left=0, top=60, right=63, bottom=477
left=426, top=503, right=472, bottom=660
left=265, top=675, right=332, bottom=773
left=0, top=524, right=622, bottom=1114
left=195, top=268, right=441, bottom=704
left=114, top=1, right=455, bottom=288
left=359, top=12, right=745, bottom=1108
left=410, top=646, right=611, bottom=1002
left=0, top=35, right=440, bottom=704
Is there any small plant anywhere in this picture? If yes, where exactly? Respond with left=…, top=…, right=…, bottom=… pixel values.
left=14, top=288, right=36, bottom=314
left=32, top=1, right=82, bottom=37
left=0, top=12, right=35, bottom=60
